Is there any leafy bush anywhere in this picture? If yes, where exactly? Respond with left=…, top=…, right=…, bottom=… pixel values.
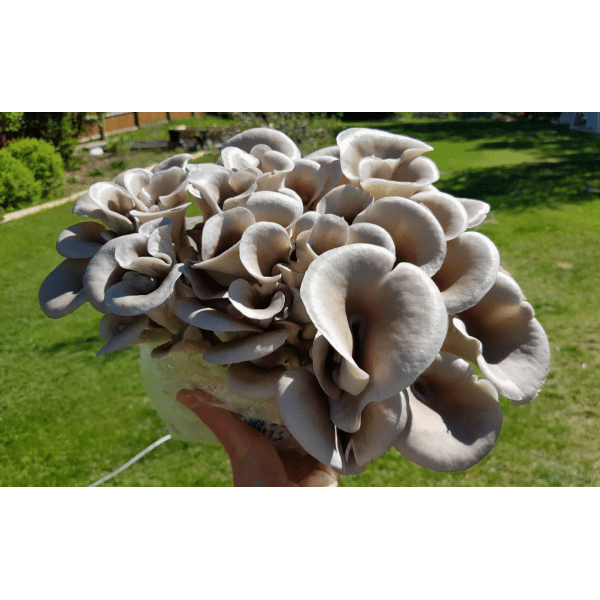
left=104, top=135, right=130, bottom=155
left=0, top=112, right=24, bottom=146
left=0, top=152, right=42, bottom=210
left=16, top=113, right=101, bottom=169
left=3, top=137, right=64, bottom=198
left=0, top=112, right=23, bottom=132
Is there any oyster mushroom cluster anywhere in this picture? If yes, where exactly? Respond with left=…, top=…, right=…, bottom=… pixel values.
left=39, top=126, right=550, bottom=476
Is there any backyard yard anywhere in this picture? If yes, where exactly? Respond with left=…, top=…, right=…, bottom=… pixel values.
left=1, top=114, right=599, bottom=486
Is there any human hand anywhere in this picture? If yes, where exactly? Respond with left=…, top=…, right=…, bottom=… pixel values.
left=176, top=389, right=339, bottom=487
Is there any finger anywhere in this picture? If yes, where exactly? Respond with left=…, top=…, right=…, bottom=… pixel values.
left=176, top=389, right=289, bottom=486
left=176, top=388, right=220, bottom=411
left=277, top=449, right=340, bottom=487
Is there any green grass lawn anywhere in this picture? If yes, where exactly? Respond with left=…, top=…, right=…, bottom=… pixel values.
left=1, top=115, right=599, bottom=486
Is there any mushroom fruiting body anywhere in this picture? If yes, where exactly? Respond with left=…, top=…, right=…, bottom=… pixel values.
left=39, top=127, right=550, bottom=475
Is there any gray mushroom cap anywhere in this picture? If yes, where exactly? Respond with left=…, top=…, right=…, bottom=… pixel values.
left=301, top=243, right=447, bottom=432
left=393, top=352, right=503, bottom=472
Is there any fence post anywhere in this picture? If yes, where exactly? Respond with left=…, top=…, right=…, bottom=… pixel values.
left=99, top=115, right=105, bottom=140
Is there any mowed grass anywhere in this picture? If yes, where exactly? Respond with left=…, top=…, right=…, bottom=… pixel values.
left=1, top=116, right=599, bottom=486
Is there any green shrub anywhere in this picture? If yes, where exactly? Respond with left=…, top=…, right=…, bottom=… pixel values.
left=0, top=152, right=42, bottom=210
left=105, top=135, right=130, bottom=155
left=110, top=158, right=128, bottom=170
left=87, top=167, right=105, bottom=177
left=17, top=113, right=75, bottom=168
left=3, top=137, right=64, bottom=198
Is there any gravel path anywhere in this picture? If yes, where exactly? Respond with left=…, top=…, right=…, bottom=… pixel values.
left=2, top=150, right=209, bottom=223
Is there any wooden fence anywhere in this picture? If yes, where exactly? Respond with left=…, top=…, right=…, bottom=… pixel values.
left=88, top=112, right=202, bottom=138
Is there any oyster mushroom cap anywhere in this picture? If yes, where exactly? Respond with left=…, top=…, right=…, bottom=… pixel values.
left=311, top=332, right=342, bottom=399
left=276, top=368, right=344, bottom=470
left=259, top=150, right=295, bottom=173
left=220, top=127, right=301, bottom=161
left=411, top=190, right=470, bottom=240
left=175, top=297, right=262, bottom=333
left=39, top=258, right=90, bottom=318
left=457, top=196, right=491, bottom=227
left=113, top=219, right=176, bottom=278
left=202, top=328, right=290, bottom=365
left=73, top=182, right=136, bottom=235
left=201, top=207, right=256, bottom=261
left=56, top=222, right=107, bottom=259
left=113, top=168, right=152, bottom=201
left=291, top=211, right=320, bottom=242
left=228, top=278, right=287, bottom=320
left=152, top=153, right=192, bottom=172
left=315, top=184, right=374, bottom=224
left=181, top=261, right=229, bottom=301
left=337, top=128, right=434, bottom=185
left=104, top=264, right=183, bottom=316
left=140, top=166, right=189, bottom=208
left=239, top=222, right=292, bottom=284
left=276, top=368, right=409, bottom=474
left=394, top=352, right=502, bottom=472
left=456, top=271, right=551, bottom=404
left=284, top=159, right=327, bottom=207
left=81, top=218, right=181, bottom=316
left=82, top=237, right=128, bottom=313
left=354, top=195, right=447, bottom=276
left=97, top=313, right=150, bottom=355
left=441, top=317, right=483, bottom=364
left=308, top=214, right=349, bottom=255
left=129, top=202, right=191, bottom=249
left=360, top=156, right=441, bottom=199
left=346, top=222, right=396, bottom=255
left=187, top=164, right=243, bottom=218
left=343, top=391, right=409, bottom=469
left=193, top=243, right=252, bottom=286
left=301, top=243, right=448, bottom=419
left=221, top=146, right=261, bottom=172
left=306, top=155, right=344, bottom=199
left=431, top=231, right=500, bottom=314
left=244, top=190, right=304, bottom=229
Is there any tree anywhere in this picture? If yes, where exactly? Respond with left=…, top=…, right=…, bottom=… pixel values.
left=0, top=112, right=24, bottom=146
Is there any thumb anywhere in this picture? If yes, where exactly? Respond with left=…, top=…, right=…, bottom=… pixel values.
left=176, top=389, right=289, bottom=486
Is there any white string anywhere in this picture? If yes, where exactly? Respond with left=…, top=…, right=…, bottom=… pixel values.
left=88, top=434, right=172, bottom=487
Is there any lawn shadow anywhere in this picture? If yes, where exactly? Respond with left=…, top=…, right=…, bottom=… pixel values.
left=381, top=119, right=600, bottom=155
left=41, top=335, right=102, bottom=356
left=438, top=156, right=600, bottom=211
left=343, top=118, right=600, bottom=211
